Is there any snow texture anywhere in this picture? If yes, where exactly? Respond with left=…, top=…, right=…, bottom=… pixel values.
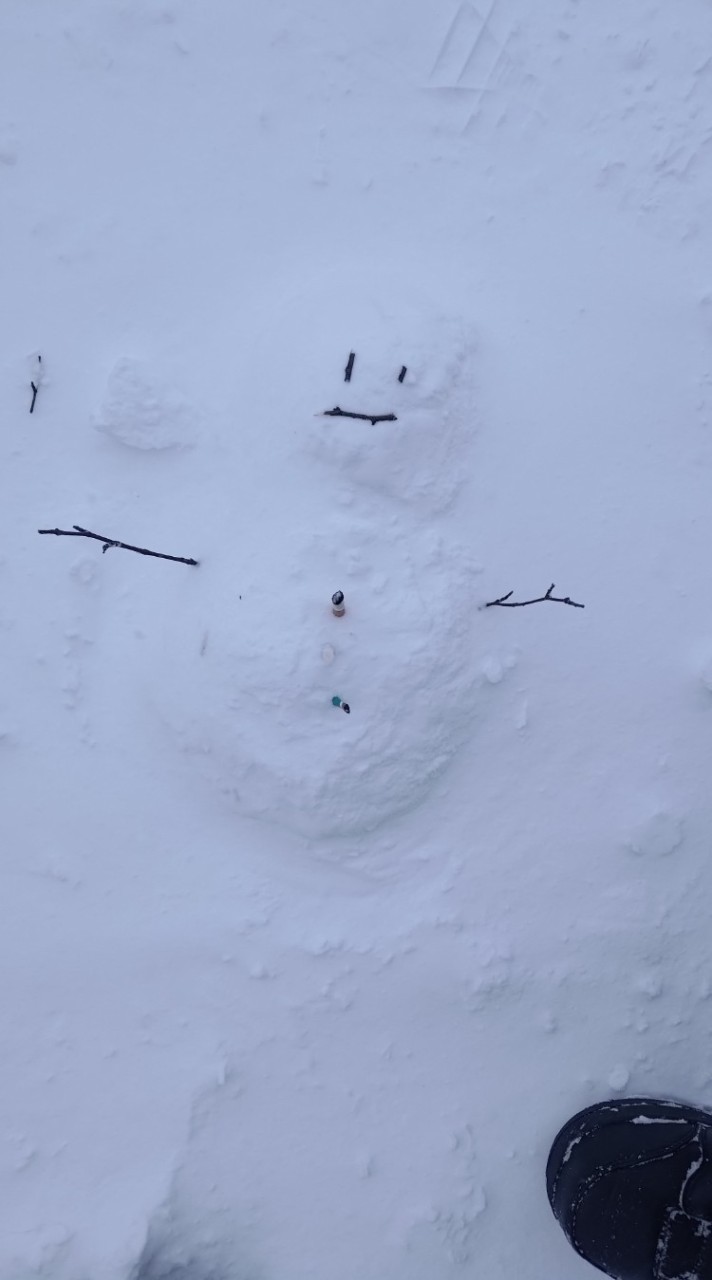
left=94, top=358, right=200, bottom=451
left=3, top=1, right=712, bottom=1278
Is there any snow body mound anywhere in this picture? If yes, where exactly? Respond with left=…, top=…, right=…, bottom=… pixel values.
left=142, top=262, right=483, bottom=839
left=94, top=357, right=200, bottom=451
left=254, top=266, right=477, bottom=514
left=149, top=522, right=483, bottom=839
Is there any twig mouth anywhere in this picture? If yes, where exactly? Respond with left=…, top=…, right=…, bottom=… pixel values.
left=322, top=405, right=397, bottom=426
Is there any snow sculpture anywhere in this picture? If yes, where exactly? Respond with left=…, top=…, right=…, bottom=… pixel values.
left=146, top=264, right=484, bottom=838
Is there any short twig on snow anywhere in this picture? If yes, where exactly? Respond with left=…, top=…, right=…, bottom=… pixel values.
left=38, top=525, right=199, bottom=566
left=484, top=583, right=584, bottom=609
left=398, top=365, right=407, bottom=383
left=344, top=352, right=355, bottom=383
left=30, top=354, right=42, bottom=413
left=322, top=406, right=397, bottom=426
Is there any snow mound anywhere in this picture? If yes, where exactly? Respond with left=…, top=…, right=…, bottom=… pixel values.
left=148, top=524, right=485, bottom=839
left=627, top=811, right=684, bottom=858
left=252, top=266, right=477, bottom=513
left=93, top=357, right=200, bottom=451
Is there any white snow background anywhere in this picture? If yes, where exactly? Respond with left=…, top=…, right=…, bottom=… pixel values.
left=2, top=1, right=712, bottom=1276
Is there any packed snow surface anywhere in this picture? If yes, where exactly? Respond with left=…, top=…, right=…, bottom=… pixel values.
left=3, top=2, right=712, bottom=1279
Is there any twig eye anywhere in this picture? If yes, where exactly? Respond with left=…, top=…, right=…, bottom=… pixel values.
left=397, top=366, right=407, bottom=383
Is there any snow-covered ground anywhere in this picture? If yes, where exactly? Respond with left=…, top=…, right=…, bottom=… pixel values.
left=3, top=2, right=712, bottom=1276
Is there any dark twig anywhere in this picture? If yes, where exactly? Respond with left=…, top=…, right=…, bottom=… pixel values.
left=323, top=406, right=397, bottom=426
left=484, top=583, right=584, bottom=609
left=344, top=352, right=355, bottom=383
left=30, top=355, right=42, bottom=413
left=38, top=525, right=199, bottom=566
left=398, top=365, right=407, bottom=383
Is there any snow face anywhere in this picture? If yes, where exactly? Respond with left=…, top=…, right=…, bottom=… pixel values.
left=256, top=265, right=477, bottom=513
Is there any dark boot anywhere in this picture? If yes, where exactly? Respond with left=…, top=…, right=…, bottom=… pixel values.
left=546, top=1097, right=712, bottom=1279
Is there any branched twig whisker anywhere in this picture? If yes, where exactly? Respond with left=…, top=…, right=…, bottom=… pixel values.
left=484, top=583, right=584, bottom=609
